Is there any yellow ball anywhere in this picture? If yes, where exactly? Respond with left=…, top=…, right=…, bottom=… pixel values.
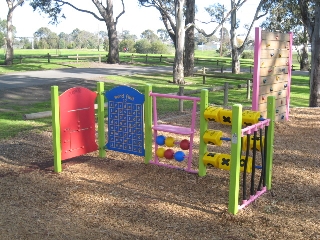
left=165, top=137, right=175, bottom=147
left=156, top=147, right=165, bottom=158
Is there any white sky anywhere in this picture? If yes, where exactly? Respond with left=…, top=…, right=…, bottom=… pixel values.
left=0, top=0, right=263, bottom=38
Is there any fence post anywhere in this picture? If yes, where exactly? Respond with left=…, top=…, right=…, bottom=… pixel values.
left=178, top=86, right=184, bottom=112
left=247, top=79, right=251, bottom=99
left=224, top=82, right=229, bottom=106
left=76, top=54, right=79, bottom=63
left=217, top=60, right=219, bottom=66
left=250, top=66, right=252, bottom=73
left=47, top=53, right=50, bottom=63
left=98, top=55, right=101, bottom=63
left=202, top=67, right=206, bottom=84
left=131, top=54, right=133, bottom=63
left=160, top=55, right=162, bottom=62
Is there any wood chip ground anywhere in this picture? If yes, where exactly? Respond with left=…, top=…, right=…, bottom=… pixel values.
left=0, top=82, right=319, bottom=239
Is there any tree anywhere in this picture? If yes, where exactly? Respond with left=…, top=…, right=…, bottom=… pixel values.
left=299, top=0, right=320, bottom=107
left=138, top=0, right=195, bottom=83
left=141, top=29, right=159, bottom=42
left=34, top=27, right=58, bottom=49
left=4, top=0, right=25, bottom=65
left=261, top=1, right=309, bottom=71
left=157, top=28, right=170, bottom=42
left=30, top=0, right=125, bottom=63
left=184, top=0, right=195, bottom=77
left=201, top=1, right=268, bottom=73
left=134, top=39, right=151, bottom=54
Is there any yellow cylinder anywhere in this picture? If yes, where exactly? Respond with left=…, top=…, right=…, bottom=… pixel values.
left=218, top=109, right=233, bottom=125
left=214, top=154, right=253, bottom=173
left=204, top=106, right=223, bottom=122
left=242, top=135, right=265, bottom=152
left=242, top=110, right=261, bottom=126
left=203, top=130, right=223, bottom=146
left=202, top=152, right=220, bottom=168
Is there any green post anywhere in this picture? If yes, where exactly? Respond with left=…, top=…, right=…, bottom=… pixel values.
left=97, top=82, right=106, bottom=158
left=51, top=86, right=62, bottom=173
left=198, top=89, right=208, bottom=176
left=144, top=84, right=153, bottom=163
left=266, top=96, right=275, bottom=189
left=228, top=104, right=242, bottom=215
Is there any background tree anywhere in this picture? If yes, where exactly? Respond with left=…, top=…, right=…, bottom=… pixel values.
left=30, top=0, right=125, bottom=63
left=0, top=18, right=6, bottom=47
left=261, top=0, right=309, bottom=71
left=157, top=28, right=170, bottom=42
left=134, top=38, right=151, bottom=54
left=4, top=0, right=25, bottom=65
left=119, top=39, right=135, bottom=52
left=184, top=0, right=195, bottom=77
left=200, top=1, right=267, bottom=73
left=141, top=29, right=159, bottom=42
left=299, top=0, right=320, bottom=107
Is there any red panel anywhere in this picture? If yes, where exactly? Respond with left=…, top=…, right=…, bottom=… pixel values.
left=59, top=87, right=98, bottom=160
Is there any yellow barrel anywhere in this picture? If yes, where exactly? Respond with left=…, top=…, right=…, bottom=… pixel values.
left=242, top=110, right=261, bottom=126
left=218, top=109, right=233, bottom=125
left=218, top=154, right=253, bottom=173
left=242, top=135, right=265, bottom=152
left=204, top=106, right=223, bottom=122
left=203, top=130, right=223, bottom=146
left=202, top=152, right=220, bottom=168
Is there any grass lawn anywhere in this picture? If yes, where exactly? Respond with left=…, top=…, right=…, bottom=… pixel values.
left=0, top=49, right=311, bottom=139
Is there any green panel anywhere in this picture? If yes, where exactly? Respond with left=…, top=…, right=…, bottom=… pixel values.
left=97, top=82, right=106, bottom=158
left=266, top=96, right=275, bottom=189
left=144, top=84, right=153, bottom=163
left=198, top=89, right=208, bottom=176
left=51, top=86, right=62, bottom=173
left=228, top=104, right=242, bottom=215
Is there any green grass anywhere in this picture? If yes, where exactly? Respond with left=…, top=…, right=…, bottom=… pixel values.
left=0, top=49, right=311, bottom=140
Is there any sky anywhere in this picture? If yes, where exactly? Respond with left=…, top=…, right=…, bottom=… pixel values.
left=0, top=1, right=263, bottom=39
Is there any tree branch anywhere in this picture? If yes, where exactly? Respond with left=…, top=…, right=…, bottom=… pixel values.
left=238, top=0, right=265, bottom=53
left=56, top=0, right=105, bottom=21
left=194, top=0, right=247, bottom=37
left=115, top=0, right=125, bottom=25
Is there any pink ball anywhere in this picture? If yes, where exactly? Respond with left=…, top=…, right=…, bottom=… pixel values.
left=164, top=149, right=174, bottom=159
left=180, top=139, right=190, bottom=150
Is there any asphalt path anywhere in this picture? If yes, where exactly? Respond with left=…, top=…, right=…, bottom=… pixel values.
left=0, top=65, right=173, bottom=90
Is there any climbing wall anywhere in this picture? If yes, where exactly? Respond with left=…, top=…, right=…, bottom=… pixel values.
left=252, top=27, right=292, bottom=121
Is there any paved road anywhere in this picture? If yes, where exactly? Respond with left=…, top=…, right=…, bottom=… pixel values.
left=0, top=65, right=173, bottom=90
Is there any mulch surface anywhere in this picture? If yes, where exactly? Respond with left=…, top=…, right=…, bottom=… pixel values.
left=0, top=80, right=320, bottom=239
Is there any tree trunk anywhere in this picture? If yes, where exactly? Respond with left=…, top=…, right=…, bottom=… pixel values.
left=107, top=23, right=119, bottom=64
left=184, top=0, right=195, bottom=77
left=230, top=0, right=240, bottom=74
left=300, top=43, right=309, bottom=71
left=309, top=6, right=320, bottom=107
left=173, top=0, right=185, bottom=84
left=5, top=8, right=14, bottom=65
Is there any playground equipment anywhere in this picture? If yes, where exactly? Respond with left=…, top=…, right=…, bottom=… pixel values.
left=252, top=27, right=292, bottom=121
left=51, top=82, right=275, bottom=215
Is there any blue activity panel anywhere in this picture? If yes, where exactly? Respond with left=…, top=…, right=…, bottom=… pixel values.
left=105, top=86, right=145, bottom=156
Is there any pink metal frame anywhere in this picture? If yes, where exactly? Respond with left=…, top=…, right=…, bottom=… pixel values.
left=239, top=118, right=270, bottom=210
left=149, top=92, right=200, bottom=173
